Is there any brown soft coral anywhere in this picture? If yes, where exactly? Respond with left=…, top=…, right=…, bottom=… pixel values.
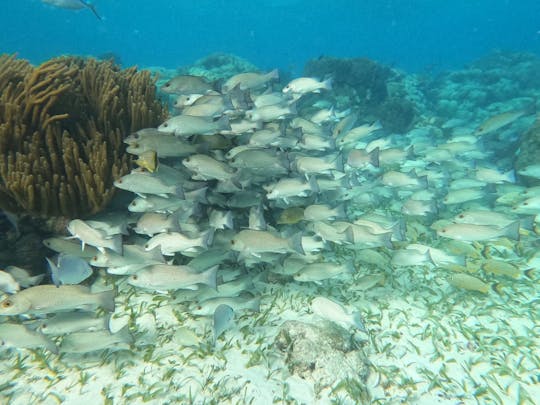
left=0, top=55, right=166, bottom=218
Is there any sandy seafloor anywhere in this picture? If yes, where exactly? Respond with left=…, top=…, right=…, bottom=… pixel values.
left=1, top=54, right=540, bottom=404
left=1, top=261, right=539, bottom=405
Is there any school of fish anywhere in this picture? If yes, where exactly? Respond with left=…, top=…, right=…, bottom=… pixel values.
left=0, top=65, right=539, bottom=355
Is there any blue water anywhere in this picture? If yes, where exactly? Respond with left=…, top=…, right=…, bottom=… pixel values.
left=2, top=1, right=540, bottom=73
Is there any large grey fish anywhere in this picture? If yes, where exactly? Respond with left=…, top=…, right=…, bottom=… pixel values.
left=231, top=230, right=304, bottom=256
left=42, top=0, right=101, bottom=20
left=125, top=131, right=207, bottom=158
left=311, top=296, right=366, bottom=331
left=0, top=323, right=58, bottom=353
left=59, top=326, right=133, bottom=354
left=222, top=70, right=279, bottom=92
left=158, top=115, right=230, bottom=137
left=144, top=230, right=213, bottom=256
left=192, top=294, right=261, bottom=316
left=0, top=285, right=115, bottom=316
left=114, top=171, right=183, bottom=198
left=29, top=312, right=110, bottom=336
left=160, top=75, right=214, bottom=95
left=67, top=219, right=123, bottom=254
left=127, top=264, right=218, bottom=291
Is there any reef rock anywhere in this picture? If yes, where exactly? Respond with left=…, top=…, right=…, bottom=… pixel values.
left=274, top=320, right=369, bottom=399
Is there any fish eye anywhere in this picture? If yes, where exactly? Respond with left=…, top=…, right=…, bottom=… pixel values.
left=458, top=214, right=465, bottom=218
left=162, top=123, right=168, bottom=127
left=117, top=179, right=123, bottom=184
left=41, top=323, right=48, bottom=329
left=132, top=275, right=138, bottom=281
left=523, top=202, right=529, bottom=206
left=441, top=229, right=447, bottom=233
left=164, top=83, right=170, bottom=87
left=92, top=256, right=97, bottom=261
left=2, top=300, right=12, bottom=308
left=144, top=244, right=149, bottom=249
left=230, top=240, right=235, bottom=245
left=133, top=143, right=139, bottom=148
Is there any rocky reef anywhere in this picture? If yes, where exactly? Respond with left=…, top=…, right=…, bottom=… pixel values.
left=304, top=56, right=416, bottom=132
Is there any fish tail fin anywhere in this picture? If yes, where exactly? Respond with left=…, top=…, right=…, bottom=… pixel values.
left=201, top=229, right=215, bottom=248
left=381, top=232, right=394, bottom=249
left=503, top=220, right=521, bottom=241
left=322, top=77, right=333, bottom=91
left=110, top=235, right=123, bottom=255
left=46, top=257, right=61, bottom=287
left=369, top=147, right=380, bottom=168
left=98, top=289, right=116, bottom=312
left=82, top=2, right=102, bottom=20
left=203, top=265, right=219, bottom=290
left=351, top=312, right=367, bottom=332
left=223, top=210, right=234, bottom=230
left=333, top=153, right=345, bottom=172
left=308, top=176, right=319, bottom=194
left=505, top=169, right=516, bottom=183
left=45, top=337, right=59, bottom=354
left=524, top=268, right=536, bottom=279
left=216, top=115, right=231, bottom=131
left=335, top=203, right=346, bottom=219
left=289, top=232, right=305, bottom=255
left=344, top=260, right=356, bottom=274
left=267, top=68, right=279, bottom=81
left=115, top=325, right=134, bottom=344
left=491, top=282, right=504, bottom=295
left=250, top=297, right=262, bottom=312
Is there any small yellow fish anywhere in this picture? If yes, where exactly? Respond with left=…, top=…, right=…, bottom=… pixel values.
left=134, top=150, right=158, bottom=173
left=277, top=207, right=305, bottom=225
left=449, top=273, right=501, bottom=294
left=482, top=259, right=527, bottom=279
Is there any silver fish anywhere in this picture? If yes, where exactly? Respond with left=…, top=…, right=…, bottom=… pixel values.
left=0, top=285, right=115, bottom=316
left=160, top=75, right=214, bottom=95
left=30, top=312, right=110, bottom=336
left=42, top=0, right=101, bottom=20
left=222, top=69, right=279, bottom=92
left=127, top=264, right=218, bottom=291
left=231, top=230, right=304, bottom=256
left=114, top=171, right=183, bottom=198
left=145, top=230, right=213, bottom=256
left=0, top=323, right=57, bottom=353
left=311, top=296, right=365, bottom=331
left=158, top=115, right=230, bottom=137
left=60, top=326, right=133, bottom=354
left=283, top=77, right=332, bottom=94
left=192, top=295, right=260, bottom=316
left=67, top=219, right=122, bottom=254
left=0, top=270, right=20, bottom=294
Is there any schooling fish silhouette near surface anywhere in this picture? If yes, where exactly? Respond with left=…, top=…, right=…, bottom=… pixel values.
left=41, top=0, right=101, bottom=20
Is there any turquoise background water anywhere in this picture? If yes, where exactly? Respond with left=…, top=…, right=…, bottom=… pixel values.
left=2, top=1, right=540, bottom=73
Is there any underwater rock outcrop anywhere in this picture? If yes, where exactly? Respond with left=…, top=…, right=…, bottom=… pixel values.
left=515, top=118, right=540, bottom=186
left=179, top=52, right=260, bottom=82
left=304, top=56, right=415, bottom=132
left=275, top=320, right=370, bottom=401
left=0, top=54, right=165, bottom=218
